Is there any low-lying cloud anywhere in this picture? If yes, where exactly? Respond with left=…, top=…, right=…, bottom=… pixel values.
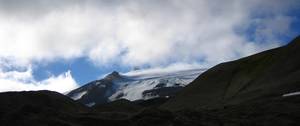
left=0, top=67, right=78, bottom=93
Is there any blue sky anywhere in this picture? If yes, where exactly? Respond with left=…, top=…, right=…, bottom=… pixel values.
left=0, top=0, right=299, bottom=93
left=32, top=57, right=132, bottom=84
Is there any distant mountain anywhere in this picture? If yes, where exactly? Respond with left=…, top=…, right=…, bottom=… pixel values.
left=67, top=68, right=205, bottom=106
left=163, top=36, right=300, bottom=111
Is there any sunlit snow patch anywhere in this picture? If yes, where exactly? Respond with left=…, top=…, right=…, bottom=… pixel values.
left=70, top=91, right=87, bottom=100
left=282, top=91, right=300, bottom=97
left=86, top=102, right=95, bottom=107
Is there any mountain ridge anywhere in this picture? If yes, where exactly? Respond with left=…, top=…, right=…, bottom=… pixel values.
left=67, top=68, right=205, bottom=106
left=162, top=36, right=300, bottom=110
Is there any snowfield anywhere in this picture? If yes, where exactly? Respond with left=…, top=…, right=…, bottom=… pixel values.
left=283, top=91, right=300, bottom=97
left=71, top=91, right=87, bottom=100
left=109, top=68, right=205, bottom=101
left=67, top=68, right=206, bottom=106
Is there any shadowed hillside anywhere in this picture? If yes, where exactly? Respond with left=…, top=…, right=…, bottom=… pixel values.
left=163, top=36, right=300, bottom=111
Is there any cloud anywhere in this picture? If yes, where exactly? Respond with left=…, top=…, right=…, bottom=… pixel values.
left=0, top=0, right=299, bottom=92
left=0, top=66, right=78, bottom=93
left=123, top=63, right=205, bottom=77
left=0, top=0, right=299, bottom=67
left=252, top=15, right=295, bottom=42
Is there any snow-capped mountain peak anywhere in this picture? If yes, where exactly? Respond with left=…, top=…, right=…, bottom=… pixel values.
left=67, top=68, right=206, bottom=106
left=103, top=71, right=122, bottom=81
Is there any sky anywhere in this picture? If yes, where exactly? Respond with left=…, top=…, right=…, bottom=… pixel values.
left=0, top=0, right=300, bottom=93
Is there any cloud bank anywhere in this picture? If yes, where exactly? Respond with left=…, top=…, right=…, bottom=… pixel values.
left=0, top=67, right=78, bottom=93
left=0, top=0, right=299, bottom=92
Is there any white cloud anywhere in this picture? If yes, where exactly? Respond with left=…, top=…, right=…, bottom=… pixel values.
left=0, top=0, right=298, bottom=67
left=253, top=15, right=295, bottom=43
left=0, top=67, right=78, bottom=93
left=123, top=63, right=204, bottom=77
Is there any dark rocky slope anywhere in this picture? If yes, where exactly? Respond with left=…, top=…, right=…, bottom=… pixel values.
left=0, top=90, right=87, bottom=126
left=163, top=36, right=300, bottom=111
left=66, top=71, right=122, bottom=105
